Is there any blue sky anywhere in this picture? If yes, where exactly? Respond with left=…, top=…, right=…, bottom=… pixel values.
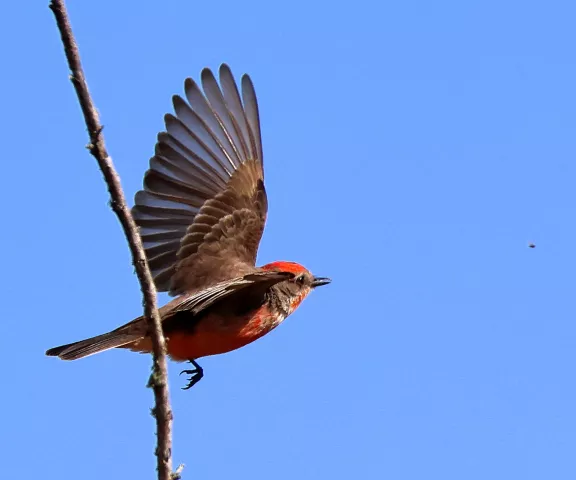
left=2, top=0, right=576, bottom=478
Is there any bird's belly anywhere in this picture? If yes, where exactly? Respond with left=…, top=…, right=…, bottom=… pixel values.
left=166, top=310, right=285, bottom=361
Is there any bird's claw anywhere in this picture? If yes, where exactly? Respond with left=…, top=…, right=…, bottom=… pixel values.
left=180, top=359, right=204, bottom=390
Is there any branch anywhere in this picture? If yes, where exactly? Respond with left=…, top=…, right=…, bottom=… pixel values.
left=48, top=2, right=175, bottom=479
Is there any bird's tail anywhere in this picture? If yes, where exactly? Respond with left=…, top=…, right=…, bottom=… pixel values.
left=46, top=331, right=140, bottom=360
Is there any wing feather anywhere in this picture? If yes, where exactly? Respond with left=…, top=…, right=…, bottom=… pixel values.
left=132, top=64, right=266, bottom=294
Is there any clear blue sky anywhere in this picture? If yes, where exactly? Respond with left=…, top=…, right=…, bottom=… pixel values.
left=2, top=0, right=575, bottom=478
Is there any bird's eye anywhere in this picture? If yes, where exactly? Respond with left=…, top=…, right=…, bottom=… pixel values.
left=296, top=274, right=306, bottom=285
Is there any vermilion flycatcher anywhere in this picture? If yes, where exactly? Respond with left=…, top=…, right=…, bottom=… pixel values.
left=46, top=64, right=331, bottom=389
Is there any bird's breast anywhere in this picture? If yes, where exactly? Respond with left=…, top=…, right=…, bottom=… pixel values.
left=165, top=306, right=287, bottom=361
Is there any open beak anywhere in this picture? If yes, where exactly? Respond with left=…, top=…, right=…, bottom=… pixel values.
left=311, top=276, right=331, bottom=288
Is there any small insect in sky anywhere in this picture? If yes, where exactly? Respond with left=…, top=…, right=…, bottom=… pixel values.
left=528, top=243, right=536, bottom=249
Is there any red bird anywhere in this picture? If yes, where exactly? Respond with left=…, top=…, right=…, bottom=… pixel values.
left=46, top=64, right=331, bottom=389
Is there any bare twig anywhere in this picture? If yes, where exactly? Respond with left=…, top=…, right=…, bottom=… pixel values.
left=48, top=1, right=174, bottom=479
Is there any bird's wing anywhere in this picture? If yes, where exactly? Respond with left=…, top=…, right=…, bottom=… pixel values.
left=132, top=64, right=266, bottom=296
left=171, top=270, right=294, bottom=315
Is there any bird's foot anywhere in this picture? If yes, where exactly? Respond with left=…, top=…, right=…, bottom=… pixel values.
left=180, top=359, right=204, bottom=390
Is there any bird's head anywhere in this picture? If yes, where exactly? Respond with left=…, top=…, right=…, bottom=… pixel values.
left=262, top=261, right=331, bottom=313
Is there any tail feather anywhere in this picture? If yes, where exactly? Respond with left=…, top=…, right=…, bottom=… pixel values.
left=46, top=332, right=141, bottom=360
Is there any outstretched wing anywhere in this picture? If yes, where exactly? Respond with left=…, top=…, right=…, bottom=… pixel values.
left=132, top=64, right=267, bottom=295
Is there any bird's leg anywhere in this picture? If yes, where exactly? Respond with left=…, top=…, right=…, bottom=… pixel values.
left=180, top=359, right=204, bottom=390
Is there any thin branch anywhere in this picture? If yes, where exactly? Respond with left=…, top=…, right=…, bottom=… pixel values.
left=48, top=1, right=174, bottom=479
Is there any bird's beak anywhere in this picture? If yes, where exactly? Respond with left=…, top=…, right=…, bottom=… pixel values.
left=311, top=276, right=331, bottom=288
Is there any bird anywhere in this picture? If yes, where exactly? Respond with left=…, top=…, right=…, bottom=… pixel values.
left=46, top=64, right=331, bottom=389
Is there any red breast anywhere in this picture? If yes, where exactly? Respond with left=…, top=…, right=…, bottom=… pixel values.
left=128, top=304, right=287, bottom=361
